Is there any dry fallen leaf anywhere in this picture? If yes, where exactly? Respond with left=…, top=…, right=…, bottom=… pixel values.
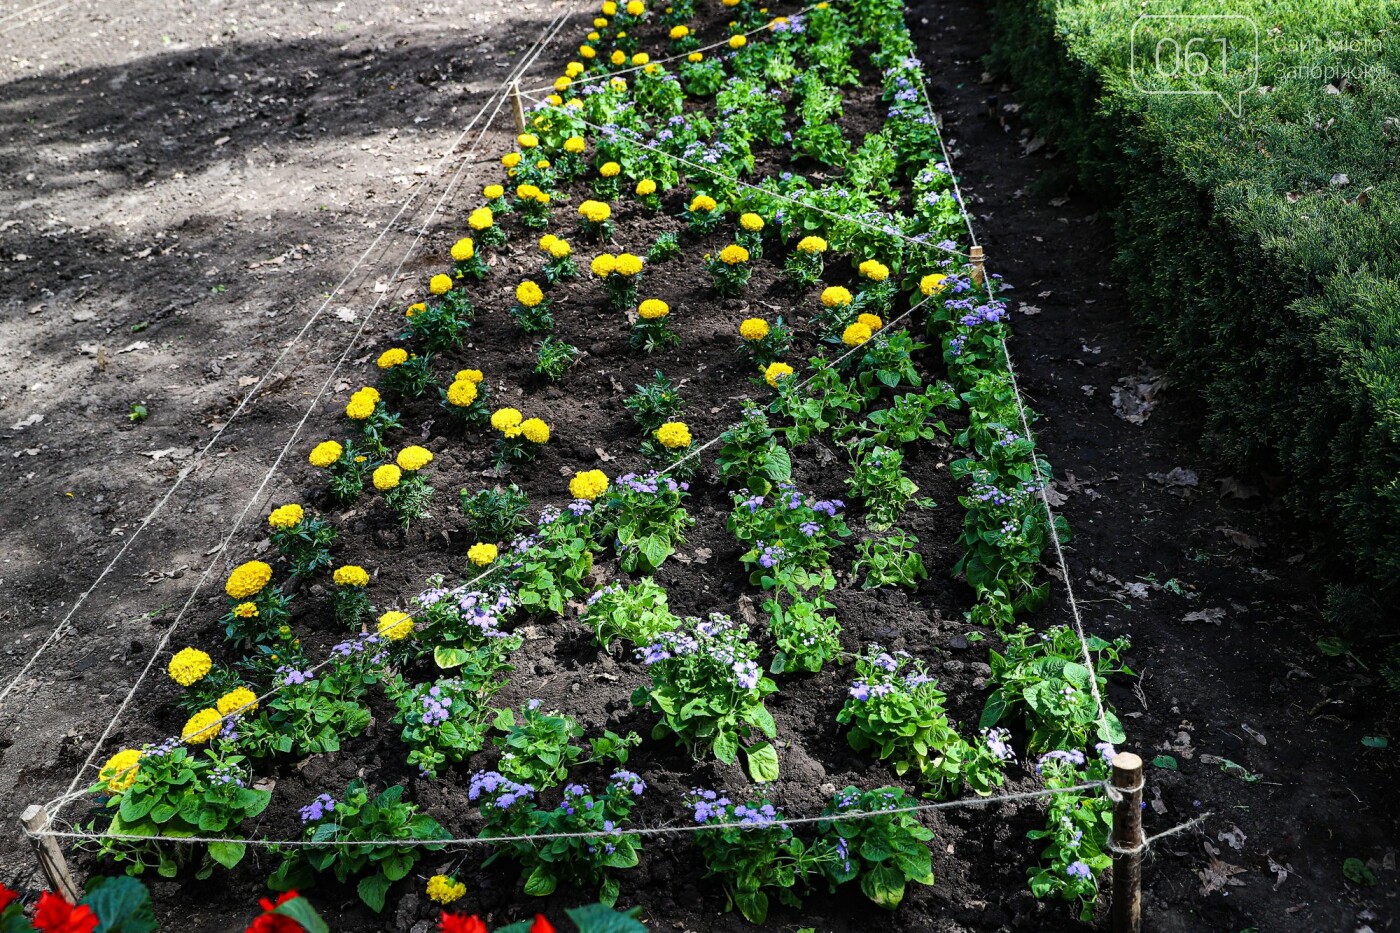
left=1112, top=369, right=1169, bottom=424
left=1198, top=855, right=1248, bottom=896
left=1217, top=526, right=1262, bottom=549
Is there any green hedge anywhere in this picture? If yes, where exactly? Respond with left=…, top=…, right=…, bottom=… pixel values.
left=986, top=0, right=1400, bottom=606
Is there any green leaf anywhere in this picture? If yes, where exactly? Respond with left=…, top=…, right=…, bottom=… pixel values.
left=1343, top=857, right=1377, bottom=886
left=714, top=730, right=739, bottom=765
left=859, top=863, right=906, bottom=910
left=564, top=904, right=648, bottom=933
left=271, top=897, right=330, bottom=933
left=207, top=841, right=246, bottom=870
left=434, top=647, right=470, bottom=669
left=1152, top=755, right=1179, bottom=770
left=357, top=873, right=391, bottom=913
left=1317, top=636, right=1350, bottom=657
left=745, top=742, right=780, bottom=783
left=82, top=876, right=158, bottom=933
left=523, top=865, right=557, bottom=897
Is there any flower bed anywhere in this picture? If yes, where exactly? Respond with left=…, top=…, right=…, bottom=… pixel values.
left=59, top=0, right=1137, bottom=929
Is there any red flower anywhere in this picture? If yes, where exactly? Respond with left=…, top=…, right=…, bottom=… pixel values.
left=33, top=893, right=98, bottom=933
left=530, top=916, right=556, bottom=933
left=0, top=884, right=17, bottom=914
left=440, top=913, right=489, bottom=933
left=246, top=891, right=305, bottom=933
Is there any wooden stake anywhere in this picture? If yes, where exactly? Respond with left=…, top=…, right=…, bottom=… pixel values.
left=1110, top=752, right=1144, bottom=933
left=21, top=805, right=80, bottom=905
left=510, top=82, right=526, bottom=135
left=969, top=244, right=986, bottom=285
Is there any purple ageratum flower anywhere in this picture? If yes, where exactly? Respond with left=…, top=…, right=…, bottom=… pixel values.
left=872, top=652, right=899, bottom=673
left=1066, top=861, right=1093, bottom=879
left=299, top=793, right=336, bottom=825
left=527, top=698, right=542, bottom=711
left=848, top=682, right=872, bottom=702
left=799, top=521, right=821, bottom=537
left=1096, top=742, right=1118, bottom=763
left=1036, top=749, right=1088, bottom=773
left=611, top=770, right=646, bottom=796
left=278, top=666, right=312, bottom=687
left=689, top=790, right=733, bottom=824
left=984, top=727, right=1015, bottom=762
left=811, top=499, right=843, bottom=517
left=732, top=659, right=761, bottom=690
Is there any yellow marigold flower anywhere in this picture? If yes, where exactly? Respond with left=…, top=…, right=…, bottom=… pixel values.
left=547, top=238, right=572, bottom=260
left=483, top=184, right=504, bottom=199
left=429, top=274, right=453, bottom=295
left=226, top=560, right=273, bottom=599
left=518, top=133, right=539, bottom=149
left=625, top=0, right=643, bottom=14
left=670, top=24, right=689, bottom=39
left=503, top=152, right=523, bottom=168
left=859, top=259, right=890, bottom=282
left=858, top=313, right=884, bottom=332
left=516, top=280, right=545, bottom=308
left=182, top=708, right=224, bottom=745
left=689, top=194, right=717, bottom=213
left=797, top=235, right=828, bottom=254
left=217, top=687, right=259, bottom=717
left=491, top=408, right=523, bottom=432
left=406, top=302, right=427, bottom=318
left=397, top=445, right=434, bottom=472
left=729, top=34, right=747, bottom=49
left=539, top=233, right=558, bottom=251
left=377, top=347, right=409, bottom=369
left=601, top=1, right=617, bottom=15
left=740, top=212, right=764, bottom=232
left=554, top=75, right=572, bottom=92
left=821, top=285, right=853, bottom=308
left=451, top=238, right=475, bottom=261
left=764, top=361, right=795, bottom=388
left=309, top=440, right=343, bottom=468
left=521, top=418, right=551, bottom=444
left=721, top=0, right=739, bottom=6
left=638, top=299, right=669, bottom=320
left=517, top=183, right=541, bottom=200
left=268, top=503, right=304, bottom=530
left=688, top=51, right=703, bottom=63
left=842, top=322, right=873, bottom=347
left=373, top=464, right=402, bottom=491
left=566, top=62, right=585, bottom=78
left=631, top=52, right=649, bottom=66
left=655, top=421, right=691, bottom=449
left=345, top=393, right=375, bottom=421
left=636, top=178, right=657, bottom=196
left=378, top=610, right=414, bottom=641
left=599, top=161, right=621, bottom=178
left=427, top=875, right=466, bottom=906
left=579, top=200, right=611, bottom=223
left=569, top=469, right=610, bottom=501
left=580, top=44, right=597, bottom=59
left=334, top=565, right=370, bottom=587
left=615, top=253, right=644, bottom=276
left=564, top=135, right=586, bottom=154
left=447, top=379, right=478, bottom=407
left=168, top=647, right=212, bottom=686
left=592, top=253, right=617, bottom=277
left=467, top=542, right=498, bottom=567
left=610, top=49, right=626, bottom=66
left=920, top=273, right=949, bottom=296
left=100, top=749, right=142, bottom=794
left=720, top=244, right=749, bottom=265
left=587, top=30, right=601, bottom=40
left=457, top=369, right=484, bottom=384
left=234, top=602, right=258, bottom=619
left=468, top=206, right=494, bottom=231
left=535, top=159, right=551, bottom=171
left=740, top=318, right=769, bottom=341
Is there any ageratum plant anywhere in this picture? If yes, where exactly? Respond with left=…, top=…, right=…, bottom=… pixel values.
left=390, top=673, right=502, bottom=779
left=592, top=471, right=694, bottom=574
left=853, top=529, right=929, bottom=590
left=241, top=637, right=383, bottom=757
left=632, top=614, right=780, bottom=782
left=492, top=700, right=639, bottom=790
left=844, top=441, right=930, bottom=529
left=768, top=357, right=865, bottom=446
left=582, top=578, right=679, bottom=651
left=728, top=485, right=850, bottom=592
left=1028, top=747, right=1115, bottom=921
left=502, top=506, right=594, bottom=615
left=414, top=584, right=521, bottom=671
left=817, top=786, right=935, bottom=909
left=715, top=402, right=793, bottom=495
left=763, top=575, right=842, bottom=675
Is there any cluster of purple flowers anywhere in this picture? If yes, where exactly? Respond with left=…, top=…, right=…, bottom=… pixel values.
left=299, top=793, right=336, bottom=825
left=615, top=471, right=687, bottom=496
left=681, top=138, right=739, bottom=168
left=142, top=737, right=180, bottom=759
left=419, top=686, right=452, bottom=727
left=208, top=761, right=246, bottom=788
left=756, top=541, right=785, bottom=569
left=770, top=13, right=804, bottom=33
left=1036, top=749, right=1087, bottom=773
left=611, top=770, right=647, bottom=796
left=984, top=727, right=1016, bottom=762
left=638, top=614, right=763, bottom=691
left=687, top=788, right=732, bottom=824
left=278, top=666, right=314, bottom=687
left=849, top=648, right=938, bottom=702
left=469, top=770, right=535, bottom=809
left=969, top=480, right=1014, bottom=508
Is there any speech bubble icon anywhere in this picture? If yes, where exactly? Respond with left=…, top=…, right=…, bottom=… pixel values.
left=1130, top=14, right=1260, bottom=119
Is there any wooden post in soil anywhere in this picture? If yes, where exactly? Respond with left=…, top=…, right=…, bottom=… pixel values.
left=510, top=81, right=527, bottom=135
left=21, top=805, right=80, bottom=904
left=1110, top=752, right=1145, bottom=933
left=969, top=244, right=986, bottom=285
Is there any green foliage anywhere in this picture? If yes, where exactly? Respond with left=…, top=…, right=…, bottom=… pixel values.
left=764, top=578, right=842, bottom=675
left=817, top=786, right=935, bottom=909
left=535, top=336, right=581, bottom=381
left=845, top=442, right=926, bottom=529
left=716, top=403, right=792, bottom=495
left=582, top=578, right=680, bottom=650
left=592, top=471, right=694, bottom=574
left=854, top=529, right=929, bottom=589
left=459, top=484, right=531, bottom=542
left=390, top=673, right=501, bottom=779
left=1027, top=754, right=1113, bottom=921
left=268, top=511, right=336, bottom=579
left=491, top=701, right=639, bottom=790
left=624, top=370, right=683, bottom=434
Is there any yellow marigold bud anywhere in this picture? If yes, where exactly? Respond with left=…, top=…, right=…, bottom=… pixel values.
left=427, top=875, right=466, bottom=906
left=721, top=0, right=739, bottom=6
left=740, top=318, right=769, bottom=341
left=309, top=440, right=343, bottom=468
left=457, top=369, right=485, bottom=384
left=859, top=259, right=890, bottom=282
left=739, top=212, right=764, bottom=232
left=638, top=298, right=669, bottom=320
left=491, top=408, right=523, bottom=433
left=217, top=687, right=259, bottom=717
left=447, top=379, right=478, bottom=407
left=579, top=200, right=612, bottom=223
left=764, top=361, right=795, bottom=388
left=468, top=206, right=494, bottom=231
left=591, top=253, right=617, bottom=277
left=569, top=469, right=610, bottom=501
left=429, top=274, right=453, bottom=295
left=564, top=135, right=586, bottom=154
left=483, top=184, right=504, bottom=199
left=182, top=708, right=223, bottom=745
left=858, top=313, right=884, bottom=332
left=655, top=421, right=691, bottom=449
left=226, top=560, right=273, bottom=599
left=373, top=464, right=402, bottom=491
left=234, top=602, right=258, bottom=618
left=587, top=30, right=601, bottom=40
left=566, top=62, right=585, bottom=78
left=405, top=302, right=427, bottom=318
left=797, top=235, right=828, bottom=254
left=518, top=133, right=539, bottom=149
left=636, top=178, right=657, bottom=196
left=729, top=34, right=747, bottom=49
left=516, top=280, right=545, bottom=307
left=688, top=51, right=703, bottom=63
left=378, top=610, right=414, bottom=641
left=377, top=347, right=409, bottom=369
left=521, top=418, right=551, bottom=444
left=535, top=159, right=551, bottom=171
left=451, top=238, right=475, bottom=261
left=631, top=51, right=649, bottom=66
left=334, top=565, right=370, bottom=587
left=689, top=194, right=717, bottom=212
left=611, top=49, right=626, bottom=66
left=467, top=542, right=498, bottom=567
left=599, top=161, right=621, bottom=178
left=720, top=244, right=749, bottom=265
left=268, top=503, right=304, bottom=529
left=100, top=749, right=141, bottom=794
left=625, top=0, right=643, bottom=14
left=397, top=445, right=434, bottom=472
left=614, top=253, right=644, bottom=276
left=920, top=273, right=949, bottom=296
left=168, top=647, right=212, bottom=686
left=580, top=44, right=597, bottom=59
left=821, top=286, right=853, bottom=308
left=670, top=24, right=689, bottom=38
left=842, top=322, right=873, bottom=347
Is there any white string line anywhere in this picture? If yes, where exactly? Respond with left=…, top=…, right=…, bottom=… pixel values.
left=43, top=8, right=581, bottom=825
left=0, top=19, right=570, bottom=711
left=37, top=779, right=1112, bottom=848
left=516, top=2, right=822, bottom=96
left=918, top=74, right=1115, bottom=740
left=0, top=0, right=65, bottom=32
left=515, top=89, right=970, bottom=260
left=1108, top=812, right=1212, bottom=857
left=914, top=77, right=978, bottom=249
